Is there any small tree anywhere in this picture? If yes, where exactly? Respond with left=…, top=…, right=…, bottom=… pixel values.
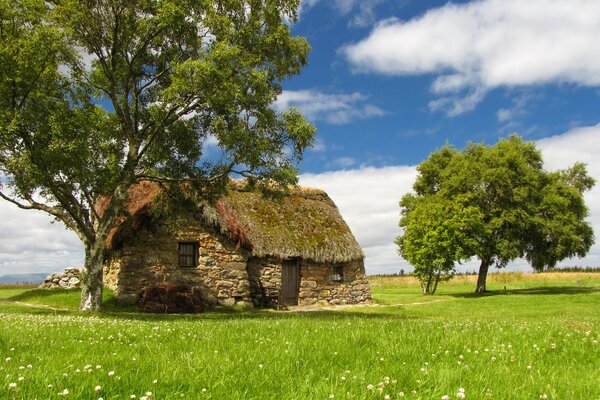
left=0, top=0, right=315, bottom=310
left=400, top=135, right=595, bottom=294
left=396, top=194, right=483, bottom=294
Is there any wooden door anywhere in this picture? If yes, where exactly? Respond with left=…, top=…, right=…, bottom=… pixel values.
left=281, top=260, right=299, bottom=306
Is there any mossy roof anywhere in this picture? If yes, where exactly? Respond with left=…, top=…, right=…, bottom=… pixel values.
left=210, top=184, right=364, bottom=263
left=105, top=181, right=364, bottom=263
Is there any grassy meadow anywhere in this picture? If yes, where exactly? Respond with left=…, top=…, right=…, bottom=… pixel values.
left=1, top=273, right=599, bottom=399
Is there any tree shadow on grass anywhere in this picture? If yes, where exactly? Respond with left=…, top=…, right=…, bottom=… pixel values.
left=3, top=288, right=413, bottom=321
left=7, top=287, right=80, bottom=301
left=449, top=286, right=600, bottom=299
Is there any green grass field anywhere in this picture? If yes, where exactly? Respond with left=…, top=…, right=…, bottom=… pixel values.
left=1, top=273, right=599, bottom=399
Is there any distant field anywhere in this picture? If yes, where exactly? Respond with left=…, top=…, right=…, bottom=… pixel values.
left=1, top=273, right=599, bottom=399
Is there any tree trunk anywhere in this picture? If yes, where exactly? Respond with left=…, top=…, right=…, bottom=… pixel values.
left=475, top=257, right=490, bottom=294
left=431, top=271, right=441, bottom=295
left=80, top=242, right=105, bottom=311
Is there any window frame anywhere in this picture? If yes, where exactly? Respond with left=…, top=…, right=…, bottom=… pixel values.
left=332, top=265, right=344, bottom=283
left=178, top=242, right=199, bottom=268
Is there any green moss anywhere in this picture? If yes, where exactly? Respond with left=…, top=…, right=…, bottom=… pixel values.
left=223, top=189, right=362, bottom=262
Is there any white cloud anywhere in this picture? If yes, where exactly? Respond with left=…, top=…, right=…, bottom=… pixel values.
left=537, top=123, right=600, bottom=269
left=0, top=204, right=83, bottom=276
left=301, top=124, right=600, bottom=274
left=496, top=108, right=513, bottom=123
left=310, top=138, right=327, bottom=153
left=275, top=90, right=385, bottom=124
left=300, top=166, right=417, bottom=275
left=343, top=0, right=600, bottom=115
left=329, top=157, right=357, bottom=169
left=300, top=0, right=388, bottom=27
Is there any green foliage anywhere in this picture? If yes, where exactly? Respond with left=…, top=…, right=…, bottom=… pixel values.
left=397, top=194, right=483, bottom=294
left=398, top=135, right=595, bottom=293
left=0, top=0, right=315, bottom=309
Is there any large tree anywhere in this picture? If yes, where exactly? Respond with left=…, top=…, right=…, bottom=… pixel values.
left=0, top=0, right=315, bottom=310
left=398, top=135, right=594, bottom=294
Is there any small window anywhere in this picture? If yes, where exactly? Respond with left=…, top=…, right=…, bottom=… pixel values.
left=178, top=242, right=199, bottom=268
left=332, top=265, right=343, bottom=282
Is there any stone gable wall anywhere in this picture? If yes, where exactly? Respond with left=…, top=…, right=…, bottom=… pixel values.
left=247, top=257, right=372, bottom=307
left=298, top=260, right=372, bottom=306
left=104, top=213, right=252, bottom=307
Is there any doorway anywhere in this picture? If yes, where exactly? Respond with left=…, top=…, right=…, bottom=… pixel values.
left=280, top=259, right=299, bottom=306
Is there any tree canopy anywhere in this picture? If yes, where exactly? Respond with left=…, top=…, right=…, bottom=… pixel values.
left=397, top=135, right=595, bottom=293
left=0, top=0, right=315, bottom=310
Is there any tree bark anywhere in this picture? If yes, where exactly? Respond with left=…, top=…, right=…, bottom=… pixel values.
left=431, top=271, right=441, bottom=295
left=475, top=257, right=490, bottom=294
left=80, top=242, right=105, bottom=311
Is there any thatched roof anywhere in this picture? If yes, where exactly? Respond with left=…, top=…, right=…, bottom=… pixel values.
left=104, top=181, right=364, bottom=263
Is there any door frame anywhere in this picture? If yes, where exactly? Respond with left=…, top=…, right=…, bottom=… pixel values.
left=280, top=259, right=300, bottom=306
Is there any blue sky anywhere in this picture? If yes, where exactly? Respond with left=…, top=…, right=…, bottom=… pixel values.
left=1, top=0, right=600, bottom=276
left=284, top=0, right=600, bottom=172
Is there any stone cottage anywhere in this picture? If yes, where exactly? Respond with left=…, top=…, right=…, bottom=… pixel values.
left=102, top=181, right=371, bottom=308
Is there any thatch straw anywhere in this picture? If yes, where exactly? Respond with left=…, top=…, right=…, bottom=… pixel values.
left=105, top=181, right=364, bottom=263
left=212, top=187, right=364, bottom=263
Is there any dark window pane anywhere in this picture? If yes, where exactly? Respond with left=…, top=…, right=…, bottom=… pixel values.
left=178, top=242, right=198, bottom=268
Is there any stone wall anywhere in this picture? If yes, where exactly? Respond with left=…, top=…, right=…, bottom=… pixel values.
left=298, top=260, right=372, bottom=306
left=39, top=268, right=82, bottom=289
left=104, top=212, right=252, bottom=307
left=105, top=212, right=372, bottom=309
left=247, top=257, right=372, bottom=307
left=247, top=257, right=282, bottom=307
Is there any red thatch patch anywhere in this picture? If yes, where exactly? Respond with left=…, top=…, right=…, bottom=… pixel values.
left=97, top=181, right=161, bottom=250
left=215, top=199, right=252, bottom=250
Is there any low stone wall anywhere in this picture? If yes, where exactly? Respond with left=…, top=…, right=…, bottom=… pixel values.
left=298, top=260, right=372, bottom=306
left=39, top=267, right=82, bottom=289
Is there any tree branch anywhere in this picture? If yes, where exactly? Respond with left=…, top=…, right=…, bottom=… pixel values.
left=0, top=190, right=87, bottom=242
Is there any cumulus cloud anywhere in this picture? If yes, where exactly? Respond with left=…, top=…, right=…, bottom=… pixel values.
left=0, top=205, right=83, bottom=276
left=536, top=123, right=600, bottom=268
left=300, top=166, right=417, bottom=275
left=328, top=157, right=357, bottom=169
left=343, top=0, right=600, bottom=115
left=275, top=90, right=385, bottom=124
left=301, top=124, right=600, bottom=274
left=300, top=0, right=388, bottom=28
